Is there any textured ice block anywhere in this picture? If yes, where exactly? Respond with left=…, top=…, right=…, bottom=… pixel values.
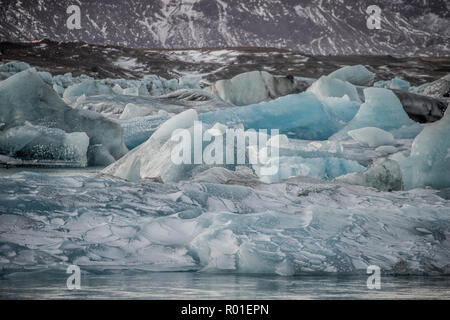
left=331, top=87, right=422, bottom=140
left=348, top=127, right=396, bottom=147
left=327, top=65, right=374, bottom=86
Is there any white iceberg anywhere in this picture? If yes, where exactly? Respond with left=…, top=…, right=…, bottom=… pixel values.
left=307, top=76, right=361, bottom=102
left=102, top=109, right=198, bottom=182
left=331, top=88, right=422, bottom=140
left=348, top=127, right=396, bottom=147
left=395, top=108, right=450, bottom=190
left=327, top=65, right=375, bottom=86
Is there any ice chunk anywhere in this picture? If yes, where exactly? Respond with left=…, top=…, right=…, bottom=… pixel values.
left=206, top=71, right=302, bottom=106
left=193, top=166, right=260, bottom=185
left=410, top=74, right=450, bottom=100
left=392, top=89, right=447, bottom=123
left=63, top=80, right=113, bottom=99
left=389, top=77, right=411, bottom=91
left=87, top=144, right=116, bottom=166
left=320, top=96, right=361, bottom=123
left=374, top=77, right=410, bottom=92
left=102, top=109, right=198, bottom=182
left=328, top=65, right=375, bottom=86
left=119, top=114, right=170, bottom=150
left=252, top=155, right=365, bottom=183
left=348, top=127, right=396, bottom=147
left=52, top=84, right=65, bottom=96
left=122, top=84, right=149, bottom=96
left=1, top=171, right=449, bottom=274
left=178, top=76, right=202, bottom=89
left=0, top=125, right=89, bottom=166
left=307, top=76, right=361, bottom=102
left=200, top=92, right=342, bottom=140
left=331, top=88, right=422, bottom=140
left=336, top=159, right=403, bottom=191
left=119, top=103, right=154, bottom=120
left=0, top=69, right=128, bottom=164
left=395, top=109, right=450, bottom=189
left=0, top=61, right=31, bottom=80
left=375, top=145, right=398, bottom=154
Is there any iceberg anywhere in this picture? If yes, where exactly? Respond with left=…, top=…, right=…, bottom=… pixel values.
left=395, top=109, right=450, bottom=190
left=410, top=74, right=450, bottom=100
left=327, top=65, right=374, bottom=86
left=119, top=114, right=170, bottom=150
left=374, top=77, right=410, bottom=92
left=192, top=166, right=260, bottom=185
left=0, top=125, right=89, bottom=166
left=331, top=88, right=422, bottom=141
left=0, top=61, right=31, bottom=80
left=252, top=155, right=365, bottom=184
left=320, top=96, right=361, bottom=123
left=119, top=103, right=154, bottom=120
left=206, top=71, right=303, bottom=106
left=347, top=127, right=396, bottom=147
left=0, top=69, right=128, bottom=165
left=250, top=135, right=364, bottom=183
left=307, top=76, right=361, bottom=102
left=102, top=109, right=198, bottom=182
left=336, top=159, right=403, bottom=191
left=391, top=89, right=447, bottom=123
left=63, top=80, right=113, bottom=99
left=200, top=92, right=342, bottom=140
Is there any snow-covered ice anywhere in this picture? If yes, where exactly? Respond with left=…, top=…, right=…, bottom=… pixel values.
left=0, top=171, right=448, bottom=275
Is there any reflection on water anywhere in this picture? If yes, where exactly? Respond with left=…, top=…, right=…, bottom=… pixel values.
left=1, top=271, right=449, bottom=300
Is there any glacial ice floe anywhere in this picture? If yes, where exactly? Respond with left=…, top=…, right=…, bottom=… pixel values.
left=393, top=108, right=450, bottom=190
left=0, top=171, right=448, bottom=275
left=0, top=61, right=450, bottom=276
left=306, top=76, right=361, bottom=102
left=0, top=125, right=89, bottom=166
left=336, top=159, right=403, bottom=191
left=330, top=87, right=423, bottom=141
left=102, top=109, right=199, bottom=182
left=205, top=71, right=305, bottom=106
left=410, top=73, right=450, bottom=101
left=0, top=69, right=127, bottom=166
left=199, top=92, right=343, bottom=140
left=327, top=64, right=375, bottom=86
left=375, top=77, right=410, bottom=92
left=347, top=127, right=396, bottom=148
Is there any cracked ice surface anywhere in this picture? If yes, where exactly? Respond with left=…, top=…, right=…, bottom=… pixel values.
left=0, top=172, right=448, bottom=275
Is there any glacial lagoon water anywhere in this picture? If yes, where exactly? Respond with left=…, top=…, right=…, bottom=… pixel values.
left=1, top=271, right=449, bottom=300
